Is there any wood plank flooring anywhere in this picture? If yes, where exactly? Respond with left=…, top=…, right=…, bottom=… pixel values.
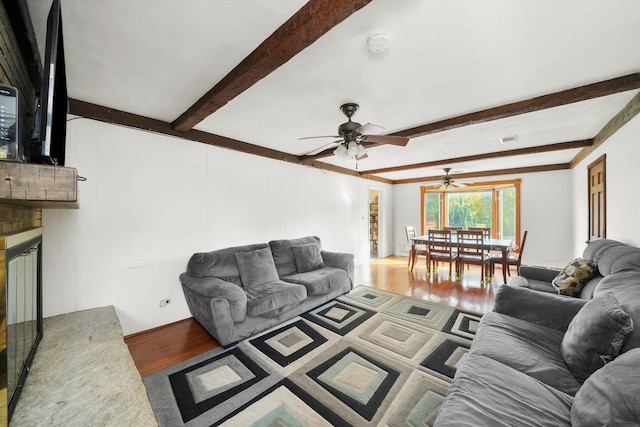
left=125, top=255, right=508, bottom=377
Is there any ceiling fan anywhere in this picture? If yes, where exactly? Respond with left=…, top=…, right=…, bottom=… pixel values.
left=424, top=168, right=473, bottom=190
left=299, top=103, right=410, bottom=160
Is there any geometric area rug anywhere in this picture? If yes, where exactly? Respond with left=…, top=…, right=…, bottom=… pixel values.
left=143, top=286, right=482, bottom=426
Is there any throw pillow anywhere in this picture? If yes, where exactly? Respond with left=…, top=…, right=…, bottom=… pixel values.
left=551, top=257, right=598, bottom=296
left=291, top=244, right=324, bottom=273
left=571, top=348, right=640, bottom=425
left=235, top=247, right=279, bottom=288
left=561, top=292, right=634, bottom=383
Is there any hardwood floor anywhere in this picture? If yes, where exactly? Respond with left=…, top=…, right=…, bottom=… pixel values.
left=125, top=255, right=507, bottom=377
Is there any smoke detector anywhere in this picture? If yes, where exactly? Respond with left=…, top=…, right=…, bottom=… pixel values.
left=367, top=32, right=389, bottom=53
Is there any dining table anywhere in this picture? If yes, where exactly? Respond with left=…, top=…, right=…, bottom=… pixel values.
left=411, top=235, right=513, bottom=283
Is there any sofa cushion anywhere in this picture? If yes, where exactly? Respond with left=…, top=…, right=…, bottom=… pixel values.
left=187, top=243, right=269, bottom=280
left=282, top=267, right=347, bottom=296
left=571, top=348, right=640, bottom=426
left=596, top=245, right=640, bottom=276
left=561, top=292, right=634, bottom=383
left=471, top=312, right=582, bottom=395
left=291, top=243, right=325, bottom=273
left=235, top=247, right=279, bottom=288
left=551, top=258, right=597, bottom=296
left=594, top=271, right=640, bottom=353
left=269, top=236, right=322, bottom=277
left=434, top=353, right=573, bottom=427
left=582, top=238, right=624, bottom=265
left=245, top=280, right=307, bottom=317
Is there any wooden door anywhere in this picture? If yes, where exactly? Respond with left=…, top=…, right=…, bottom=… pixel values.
left=587, top=155, right=606, bottom=241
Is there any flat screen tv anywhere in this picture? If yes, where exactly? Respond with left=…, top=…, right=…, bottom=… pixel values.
left=33, top=0, right=67, bottom=166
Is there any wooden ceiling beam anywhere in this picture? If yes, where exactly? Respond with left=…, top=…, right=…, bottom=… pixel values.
left=69, top=99, right=301, bottom=163
left=391, top=73, right=640, bottom=139
left=393, top=163, right=572, bottom=185
left=570, top=90, right=640, bottom=168
left=171, top=0, right=372, bottom=132
left=360, top=139, right=592, bottom=175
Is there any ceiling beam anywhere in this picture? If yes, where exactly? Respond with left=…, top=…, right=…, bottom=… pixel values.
left=69, top=99, right=301, bottom=163
left=69, top=99, right=393, bottom=184
left=171, top=0, right=372, bottom=132
left=391, top=73, right=640, bottom=139
left=360, top=139, right=592, bottom=175
left=570, top=90, right=640, bottom=168
left=393, top=163, right=572, bottom=185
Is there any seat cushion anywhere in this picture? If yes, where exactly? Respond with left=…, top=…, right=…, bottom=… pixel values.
left=245, top=280, right=307, bottom=317
left=561, top=292, right=633, bottom=382
left=471, top=312, right=582, bottom=395
left=434, top=353, right=573, bottom=427
left=282, top=267, right=347, bottom=296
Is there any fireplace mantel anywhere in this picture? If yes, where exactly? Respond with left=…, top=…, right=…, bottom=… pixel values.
left=0, top=162, right=78, bottom=208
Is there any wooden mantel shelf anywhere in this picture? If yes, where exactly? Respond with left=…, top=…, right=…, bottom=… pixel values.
left=0, top=162, right=78, bottom=208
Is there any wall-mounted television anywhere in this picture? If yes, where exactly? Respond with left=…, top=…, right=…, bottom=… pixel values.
left=32, top=0, right=67, bottom=166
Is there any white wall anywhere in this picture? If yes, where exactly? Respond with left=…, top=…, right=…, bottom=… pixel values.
left=42, top=118, right=392, bottom=335
left=393, top=169, right=575, bottom=268
left=572, top=114, right=640, bottom=252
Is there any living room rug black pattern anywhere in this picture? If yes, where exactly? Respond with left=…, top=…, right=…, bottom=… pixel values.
left=143, top=286, right=481, bottom=426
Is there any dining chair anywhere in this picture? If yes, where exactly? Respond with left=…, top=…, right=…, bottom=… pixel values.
left=490, top=230, right=528, bottom=278
left=443, top=226, right=462, bottom=232
left=456, top=229, right=491, bottom=284
left=427, top=229, right=458, bottom=279
left=469, top=227, right=491, bottom=239
left=405, top=226, right=428, bottom=271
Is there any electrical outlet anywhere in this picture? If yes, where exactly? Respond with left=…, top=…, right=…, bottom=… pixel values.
left=159, top=298, right=171, bottom=308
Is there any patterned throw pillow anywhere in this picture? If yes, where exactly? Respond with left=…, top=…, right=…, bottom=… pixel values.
left=551, top=258, right=598, bottom=297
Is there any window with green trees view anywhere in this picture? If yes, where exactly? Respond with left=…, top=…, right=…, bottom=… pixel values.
left=421, top=180, right=520, bottom=243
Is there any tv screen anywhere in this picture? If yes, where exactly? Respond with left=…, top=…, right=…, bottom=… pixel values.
left=38, top=0, right=67, bottom=166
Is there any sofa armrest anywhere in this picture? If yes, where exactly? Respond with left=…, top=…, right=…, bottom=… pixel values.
left=321, top=251, right=355, bottom=287
left=179, top=273, right=247, bottom=323
left=518, top=265, right=561, bottom=283
left=494, top=285, right=587, bottom=332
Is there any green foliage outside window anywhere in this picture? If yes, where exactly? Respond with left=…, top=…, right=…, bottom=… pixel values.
left=448, top=191, right=492, bottom=228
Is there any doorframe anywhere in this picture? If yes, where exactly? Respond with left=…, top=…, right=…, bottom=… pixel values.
left=368, top=187, right=384, bottom=259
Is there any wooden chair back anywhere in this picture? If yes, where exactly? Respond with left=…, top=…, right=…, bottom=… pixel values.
left=469, top=227, right=491, bottom=239
left=457, top=229, right=485, bottom=259
left=428, top=229, right=454, bottom=256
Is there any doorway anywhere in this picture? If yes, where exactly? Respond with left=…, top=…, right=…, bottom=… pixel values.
left=369, top=188, right=379, bottom=258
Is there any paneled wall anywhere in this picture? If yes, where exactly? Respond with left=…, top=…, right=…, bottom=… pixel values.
left=42, top=118, right=392, bottom=335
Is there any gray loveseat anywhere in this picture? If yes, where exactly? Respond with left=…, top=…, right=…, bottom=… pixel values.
left=179, top=236, right=353, bottom=346
left=435, top=239, right=640, bottom=426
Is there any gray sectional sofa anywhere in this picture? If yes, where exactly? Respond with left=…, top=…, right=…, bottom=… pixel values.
left=179, top=236, right=353, bottom=346
left=435, top=239, right=640, bottom=426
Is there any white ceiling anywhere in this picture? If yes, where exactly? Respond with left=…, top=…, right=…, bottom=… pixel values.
left=27, top=0, right=640, bottom=182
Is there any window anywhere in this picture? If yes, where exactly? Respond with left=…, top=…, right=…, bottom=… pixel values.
left=420, top=179, right=521, bottom=244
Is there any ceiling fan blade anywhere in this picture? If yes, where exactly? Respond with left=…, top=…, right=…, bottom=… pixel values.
left=356, top=123, right=385, bottom=135
left=298, top=135, right=340, bottom=140
left=303, top=140, right=342, bottom=156
left=452, top=182, right=467, bottom=188
left=362, top=134, right=410, bottom=146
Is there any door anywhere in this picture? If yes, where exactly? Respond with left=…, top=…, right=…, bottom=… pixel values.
left=587, top=154, right=606, bottom=241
